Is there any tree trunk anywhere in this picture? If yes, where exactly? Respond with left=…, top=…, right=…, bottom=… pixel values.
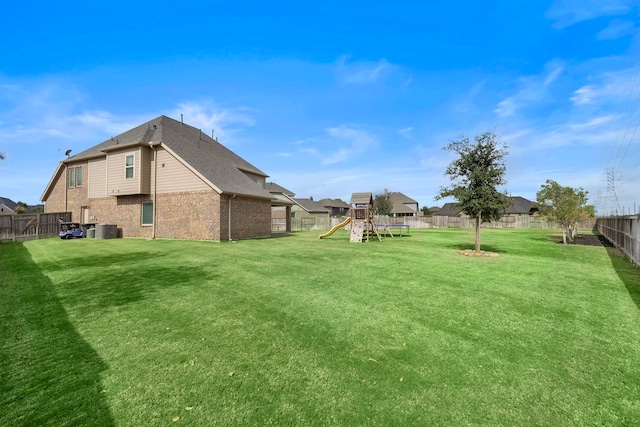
left=562, top=226, right=567, bottom=244
left=475, top=213, right=481, bottom=252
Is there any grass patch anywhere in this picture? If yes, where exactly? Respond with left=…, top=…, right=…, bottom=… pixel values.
left=2, top=229, right=640, bottom=426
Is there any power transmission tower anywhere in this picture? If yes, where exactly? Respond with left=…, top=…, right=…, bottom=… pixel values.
left=604, top=168, right=621, bottom=215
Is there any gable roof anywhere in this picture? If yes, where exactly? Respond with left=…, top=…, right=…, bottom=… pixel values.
left=318, top=198, right=350, bottom=209
left=435, top=196, right=536, bottom=217
left=504, top=196, right=536, bottom=214
left=0, top=197, right=17, bottom=211
left=293, top=198, right=331, bottom=214
left=385, top=191, right=419, bottom=214
left=350, top=192, right=373, bottom=206
left=438, top=202, right=463, bottom=216
left=46, top=115, right=272, bottom=200
left=265, top=182, right=295, bottom=196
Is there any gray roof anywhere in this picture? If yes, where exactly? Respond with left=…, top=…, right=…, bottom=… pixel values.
left=0, top=197, right=17, bottom=210
left=265, top=182, right=295, bottom=196
left=438, top=202, right=463, bottom=216
left=385, top=192, right=419, bottom=214
left=318, top=198, right=350, bottom=209
left=350, top=192, right=373, bottom=206
left=293, top=198, right=331, bottom=213
left=65, top=115, right=272, bottom=200
left=504, top=196, right=535, bottom=214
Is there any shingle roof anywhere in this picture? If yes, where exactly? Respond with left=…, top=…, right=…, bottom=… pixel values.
left=350, top=192, right=373, bottom=206
left=0, top=197, right=17, bottom=210
left=318, top=198, right=350, bottom=209
left=265, top=182, right=295, bottom=196
left=503, top=196, right=534, bottom=214
left=385, top=192, right=419, bottom=214
left=438, top=202, right=463, bottom=216
left=293, top=198, right=331, bottom=213
left=64, top=115, right=272, bottom=200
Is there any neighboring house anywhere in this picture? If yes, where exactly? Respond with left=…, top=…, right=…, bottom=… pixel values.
left=41, top=115, right=275, bottom=241
left=436, top=202, right=463, bottom=217
left=291, top=197, right=330, bottom=219
left=318, top=198, right=350, bottom=217
left=384, top=191, right=419, bottom=217
left=0, top=197, right=17, bottom=215
left=435, top=196, right=537, bottom=217
left=504, top=196, right=539, bottom=216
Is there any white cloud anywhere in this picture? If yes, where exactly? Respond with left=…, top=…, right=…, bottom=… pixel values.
left=546, top=0, right=633, bottom=29
left=570, top=66, right=640, bottom=106
left=494, top=63, right=564, bottom=117
left=398, top=127, right=414, bottom=139
left=336, top=55, right=394, bottom=85
left=173, top=100, right=255, bottom=144
left=597, top=19, right=638, bottom=40
left=296, top=125, right=377, bottom=166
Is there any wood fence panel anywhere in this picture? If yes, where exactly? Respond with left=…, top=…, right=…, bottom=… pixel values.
left=0, top=212, right=71, bottom=241
left=0, top=215, right=13, bottom=241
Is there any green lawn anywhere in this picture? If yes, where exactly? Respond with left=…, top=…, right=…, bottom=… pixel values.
left=2, top=229, right=640, bottom=426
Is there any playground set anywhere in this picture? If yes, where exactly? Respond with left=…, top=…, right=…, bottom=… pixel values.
left=318, top=192, right=409, bottom=242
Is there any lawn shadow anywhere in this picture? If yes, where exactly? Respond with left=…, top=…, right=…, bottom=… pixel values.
left=443, top=242, right=505, bottom=254
left=605, top=246, right=640, bottom=312
left=0, top=243, right=114, bottom=426
left=56, top=251, right=221, bottom=314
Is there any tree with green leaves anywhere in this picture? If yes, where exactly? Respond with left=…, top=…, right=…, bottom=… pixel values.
left=536, top=180, right=594, bottom=244
left=436, top=131, right=510, bottom=253
left=373, top=194, right=393, bottom=216
left=14, top=201, right=28, bottom=214
left=421, top=206, right=432, bottom=216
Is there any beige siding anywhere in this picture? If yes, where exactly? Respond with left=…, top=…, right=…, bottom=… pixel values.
left=154, top=148, right=211, bottom=193
left=243, top=171, right=265, bottom=188
left=140, top=147, right=151, bottom=194
left=88, top=158, right=107, bottom=198
left=106, top=147, right=145, bottom=195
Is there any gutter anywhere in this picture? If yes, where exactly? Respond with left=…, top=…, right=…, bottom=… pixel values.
left=149, top=142, right=160, bottom=239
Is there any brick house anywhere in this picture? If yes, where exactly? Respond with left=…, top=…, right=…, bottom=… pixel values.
left=318, top=198, right=350, bottom=217
left=384, top=191, right=419, bottom=217
left=41, top=115, right=275, bottom=240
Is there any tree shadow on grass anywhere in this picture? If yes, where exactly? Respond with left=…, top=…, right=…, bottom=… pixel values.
left=0, top=243, right=114, bottom=426
left=443, top=242, right=505, bottom=254
left=51, top=251, right=221, bottom=314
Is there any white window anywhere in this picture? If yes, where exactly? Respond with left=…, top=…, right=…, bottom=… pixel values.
left=142, top=201, right=153, bottom=225
left=125, top=155, right=134, bottom=179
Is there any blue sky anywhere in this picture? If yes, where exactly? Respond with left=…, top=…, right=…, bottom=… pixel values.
left=1, top=1, right=639, bottom=214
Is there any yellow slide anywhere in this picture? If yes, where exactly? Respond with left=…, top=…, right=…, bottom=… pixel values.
left=318, top=217, right=352, bottom=239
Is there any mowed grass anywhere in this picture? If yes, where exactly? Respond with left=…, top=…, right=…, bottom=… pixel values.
left=2, top=228, right=640, bottom=426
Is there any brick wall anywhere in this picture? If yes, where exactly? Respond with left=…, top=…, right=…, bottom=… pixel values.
left=222, top=195, right=272, bottom=240
left=155, top=191, right=221, bottom=240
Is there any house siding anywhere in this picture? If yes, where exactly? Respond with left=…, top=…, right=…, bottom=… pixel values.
left=107, top=147, right=146, bottom=196
left=88, top=158, right=107, bottom=198
left=155, top=148, right=211, bottom=193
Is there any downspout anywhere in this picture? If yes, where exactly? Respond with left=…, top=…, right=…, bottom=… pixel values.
left=64, top=163, right=68, bottom=213
left=228, top=194, right=236, bottom=241
left=149, top=142, right=158, bottom=239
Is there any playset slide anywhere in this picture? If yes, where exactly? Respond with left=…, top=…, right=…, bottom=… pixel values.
left=318, top=217, right=352, bottom=239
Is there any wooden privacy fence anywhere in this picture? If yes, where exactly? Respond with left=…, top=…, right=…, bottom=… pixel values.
left=597, top=215, right=640, bottom=267
left=322, top=215, right=594, bottom=231
left=0, top=212, right=71, bottom=242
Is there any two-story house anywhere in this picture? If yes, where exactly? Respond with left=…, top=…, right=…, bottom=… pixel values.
left=41, top=115, right=274, bottom=240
